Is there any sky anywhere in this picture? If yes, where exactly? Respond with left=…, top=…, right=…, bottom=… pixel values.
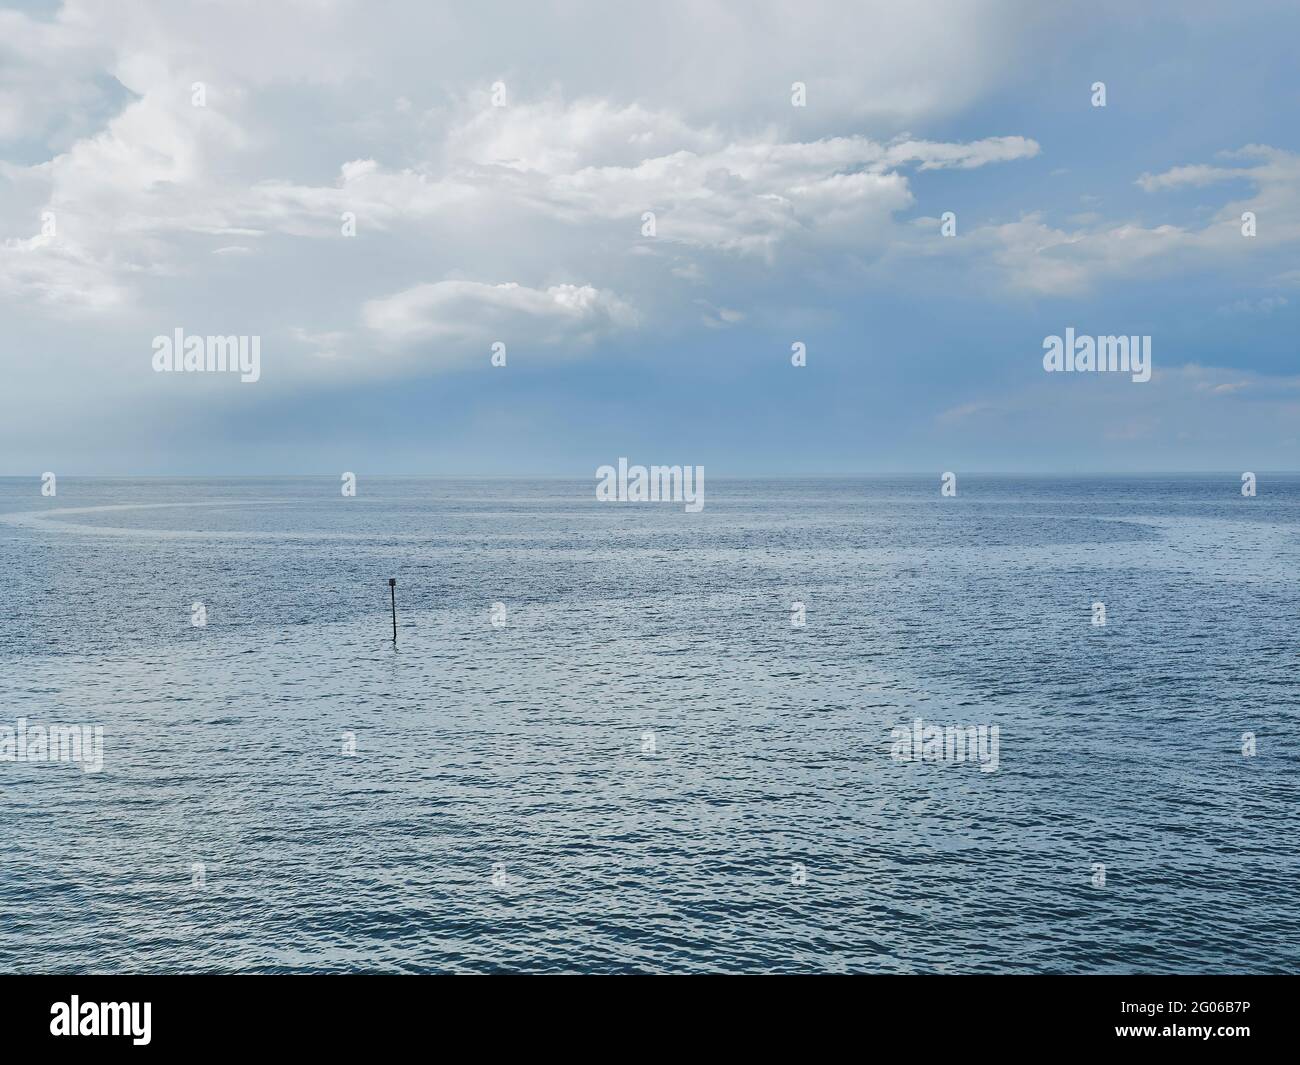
left=1, top=0, right=1298, bottom=475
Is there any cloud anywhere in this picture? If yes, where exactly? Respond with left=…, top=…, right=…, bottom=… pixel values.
left=252, top=107, right=1038, bottom=263
left=0, top=233, right=129, bottom=309
left=0, top=6, right=122, bottom=147
left=1135, top=164, right=1248, bottom=192
left=4, top=0, right=1295, bottom=474
left=361, top=280, right=638, bottom=364
left=935, top=146, right=1300, bottom=295
left=1217, top=295, right=1288, bottom=315
left=0, top=0, right=1048, bottom=368
left=936, top=400, right=1000, bottom=425
left=0, top=77, right=1042, bottom=329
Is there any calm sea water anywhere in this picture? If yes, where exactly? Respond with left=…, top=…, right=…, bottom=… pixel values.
left=1, top=475, right=1297, bottom=973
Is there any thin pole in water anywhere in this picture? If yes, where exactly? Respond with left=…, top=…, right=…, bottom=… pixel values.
left=388, top=578, right=397, bottom=643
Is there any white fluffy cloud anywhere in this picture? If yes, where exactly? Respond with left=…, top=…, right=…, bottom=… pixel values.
left=0, top=30, right=1045, bottom=372
left=363, top=280, right=638, bottom=361
left=907, top=146, right=1300, bottom=296
left=3, top=0, right=1293, bottom=445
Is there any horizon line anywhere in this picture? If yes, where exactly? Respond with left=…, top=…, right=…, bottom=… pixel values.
left=3, top=471, right=1297, bottom=480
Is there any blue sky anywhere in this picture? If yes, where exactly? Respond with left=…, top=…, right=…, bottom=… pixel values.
left=1, top=0, right=1297, bottom=474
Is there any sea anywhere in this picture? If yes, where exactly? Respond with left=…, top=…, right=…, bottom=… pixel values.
left=0, top=475, right=1296, bottom=973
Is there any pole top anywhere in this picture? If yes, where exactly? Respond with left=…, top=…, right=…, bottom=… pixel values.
left=388, top=578, right=396, bottom=586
